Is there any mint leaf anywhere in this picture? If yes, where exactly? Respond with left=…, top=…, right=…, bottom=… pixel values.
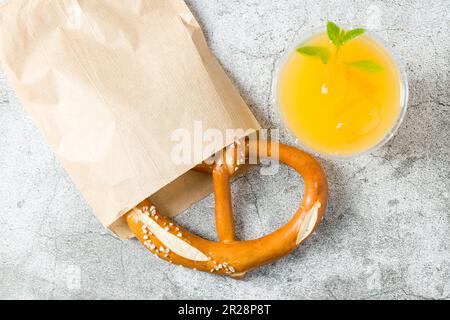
left=327, top=21, right=342, bottom=47
left=342, top=28, right=366, bottom=45
left=297, top=46, right=330, bottom=64
left=346, top=60, right=383, bottom=72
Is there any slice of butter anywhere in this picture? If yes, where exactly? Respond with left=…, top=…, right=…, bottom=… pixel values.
left=136, top=210, right=210, bottom=262
left=296, top=201, right=321, bottom=245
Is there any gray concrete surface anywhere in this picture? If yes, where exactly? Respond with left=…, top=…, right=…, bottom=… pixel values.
left=0, top=0, right=449, bottom=300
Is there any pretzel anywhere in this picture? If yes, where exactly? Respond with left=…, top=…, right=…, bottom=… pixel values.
left=126, top=139, right=328, bottom=278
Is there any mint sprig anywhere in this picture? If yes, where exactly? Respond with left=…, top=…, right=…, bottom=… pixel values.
left=327, top=22, right=366, bottom=47
left=296, top=46, right=330, bottom=64
left=296, top=21, right=383, bottom=73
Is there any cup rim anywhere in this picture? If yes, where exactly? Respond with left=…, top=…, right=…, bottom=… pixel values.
left=272, top=25, right=409, bottom=160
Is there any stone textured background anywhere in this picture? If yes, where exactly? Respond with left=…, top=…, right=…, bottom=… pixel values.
left=0, top=0, right=449, bottom=300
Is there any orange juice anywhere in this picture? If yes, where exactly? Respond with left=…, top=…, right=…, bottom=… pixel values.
left=277, top=31, right=404, bottom=157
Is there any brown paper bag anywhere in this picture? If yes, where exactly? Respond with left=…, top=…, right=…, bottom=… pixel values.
left=0, top=0, right=260, bottom=239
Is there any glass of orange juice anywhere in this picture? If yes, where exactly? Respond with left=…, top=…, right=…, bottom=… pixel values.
left=275, top=23, right=408, bottom=158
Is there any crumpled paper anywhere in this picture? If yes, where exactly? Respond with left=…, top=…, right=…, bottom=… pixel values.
left=0, top=0, right=260, bottom=239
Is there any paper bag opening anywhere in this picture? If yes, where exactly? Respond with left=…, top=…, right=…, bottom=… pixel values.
left=0, top=0, right=260, bottom=239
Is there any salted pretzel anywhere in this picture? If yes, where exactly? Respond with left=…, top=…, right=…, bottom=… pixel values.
left=126, top=139, right=328, bottom=278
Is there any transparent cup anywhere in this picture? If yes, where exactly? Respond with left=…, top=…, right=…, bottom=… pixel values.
left=273, top=26, right=409, bottom=159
